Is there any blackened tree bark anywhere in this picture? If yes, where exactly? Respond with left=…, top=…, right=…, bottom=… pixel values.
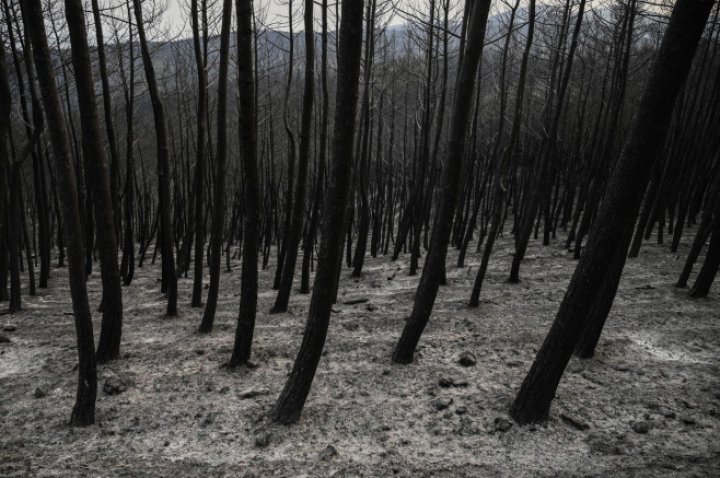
left=510, top=0, right=715, bottom=424
left=0, top=41, right=9, bottom=305
left=7, top=140, right=36, bottom=313
left=689, top=196, right=720, bottom=298
left=65, top=0, right=124, bottom=363
left=90, top=0, right=120, bottom=240
left=26, top=74, right=50, bottom=291
left=565, top=10, right=639, bottom=340
left=229, top=0, right=260, bottom=365
left=1, top=36, right=30, bottom=313
left=199, top=0, right=233, bottom=333
left=133, top=0, right=178, bottom=316
left=509, top=0, right=586, bottom=283
left=119, top=1, right=136, bottom=286
left=469, top=0, right=535, bottom=307
left=271, top=0, right=315, bottom=313
left=573, top=244, right=626, bottom=358
left=11, top=6, right=44, bottom=293
left=10, top=3, right=50, bottom=292
left=300, top=0, right=330, bottom=294
left=19, top=184, right=35, bottom=297
left=398, top=0, right=437, bottom=277
left=46, top=10, right=92, bottom=279
left=392, top=0, right=492, bottom=364
left=677, top=194, right=715, bottom=288
left=350, top=0, right=377, bottom=278
left=25, top=0, right=98, bottom=425
left=274, top=0, right=298, bottom=290
left=270, top=0, right=364, bottom=423
left=190, top=0, right=208, bottom=308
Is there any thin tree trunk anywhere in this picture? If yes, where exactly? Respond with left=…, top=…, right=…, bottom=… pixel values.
left=119, top=2, right=136, bottom=286
left=132, top=0, right=178, bottom=316
left=90, top=0, right=120, bottom=241
left=689, top=196, right=720, bottom=298
left=469, top=0, right=535, bottom=306
left=274, top=0, right=298, bottom=290
left=270, top=0, right=364, bottom=423
left=229, top=0, right=260, bottom=365
left=199, top=0, right=233, bottom=332
left=190, top=0, right=208, bottom=308
left=392, top=0, right=492, bottom=364
left=0, top=42, right=9, bottom=304
left=271, top=0, right=315, bottom=313
left=300, top=0, right=329, bottom=295
left=65, top=0, right=124, bottom=363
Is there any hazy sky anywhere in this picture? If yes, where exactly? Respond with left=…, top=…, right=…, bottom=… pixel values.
left=156, top=0, right=436, bottom=37
left=160, top=0, right=344, bottom=36
left=162, top=0, right=289, bottom=32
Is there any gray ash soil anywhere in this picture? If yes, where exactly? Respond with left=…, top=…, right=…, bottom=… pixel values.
left=1, top=235, right=719, bottom=477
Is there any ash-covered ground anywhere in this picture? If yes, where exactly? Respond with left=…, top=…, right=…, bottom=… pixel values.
left=1, top=235, right=719, bottom=477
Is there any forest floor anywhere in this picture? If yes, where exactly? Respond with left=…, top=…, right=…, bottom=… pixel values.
left=1, top=233, right=719, bottom=477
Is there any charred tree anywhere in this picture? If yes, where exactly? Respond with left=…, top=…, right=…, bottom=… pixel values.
left=0, top=41, right=9, bottom=305
left=229, top=0, right=260, bottom=366
left=119, top=1, right=137, bottom=286
left=25, top=0, right=98, bottom=425
left=190, top=0, right=209, bottom=307
left=469, top=0, right=535, bottom=306
left=65, top=0, right=124, bottom=363
left=689, top=196, right=720, bottom=298
left=132, top=0, right=178, bottom=316
left=300, top=0, right=330, bottom=295
left=274, top=0, right=298, bottom=291
left=90, top=0, right=120, bottom=240
left=509, top=0, right=715, bottom=424
left=392, top=0, right=492, bottom=364
left=270, top=0, right=364, bottom=423
left=271, top=0, right=315, bottom=313
left=199, top=0, right=233, bottom=333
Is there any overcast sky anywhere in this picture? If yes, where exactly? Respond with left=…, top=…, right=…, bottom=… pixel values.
left=156, top=0, right=444, bottom=38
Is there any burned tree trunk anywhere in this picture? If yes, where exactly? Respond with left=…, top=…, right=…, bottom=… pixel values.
left=199, top=0, right=233, bottom=333
left=270, top=0, right=364, bottom=423
left=90, top=0, right=120, bottom=240
left=229, top=0, right=260, bottom=366
left=0, top=42, right=9, bottom=305
left=689, top=196, right=720, bottom=298
left=271, top=0, right=315, bottom=313
left=65, top=0, right=124, bottom=363
left=274, top=0, right=298, bottom=291
left=132, top=0, right=178, bottom=316
left=119, top=1, right=136, bottom=286
left=24, top=0, right=98, bottom=425
left=190, top=0, right=208, bottom=308
left=510, top=0, right=715, bottom=424
left=509, top=0, right=586, bottom=283
left=300, top=0, right=330, bottom=295
left=469, top=0, right=535, bottom=306
left=392, top=0, right=492, bottom=364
